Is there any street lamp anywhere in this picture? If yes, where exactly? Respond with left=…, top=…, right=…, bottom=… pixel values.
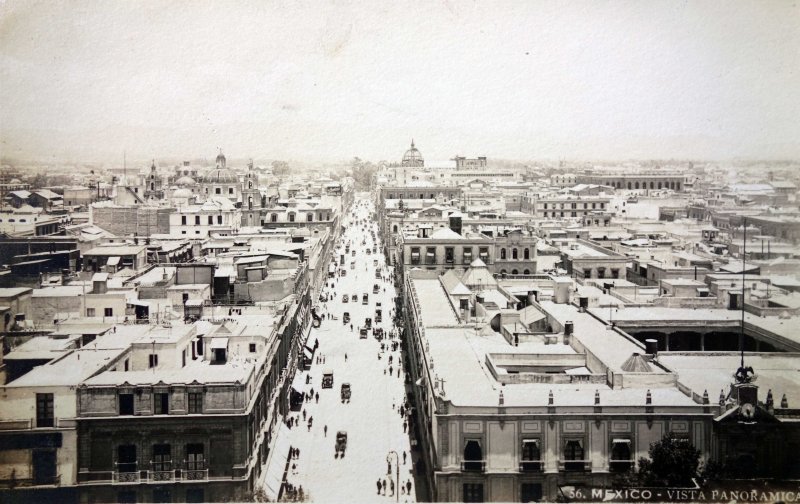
left=387, top=450, right=400, bottom=503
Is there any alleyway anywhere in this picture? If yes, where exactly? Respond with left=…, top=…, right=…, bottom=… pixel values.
left=259, top=195, right=418, bottom=503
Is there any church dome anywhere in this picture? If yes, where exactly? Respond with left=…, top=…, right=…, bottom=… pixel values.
left=175, top=175, right=197, bottom=187
left=202, top=168, right=238, bottom=184
left=173, top=188, right=193, bottom=198
left=402, top=140, right=424, bottom=167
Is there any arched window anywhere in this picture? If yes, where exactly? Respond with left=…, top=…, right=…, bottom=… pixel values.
left=511, top=269, right=519, bottom=275
left=500, top=248, right=507, bottom=260
left=307, top=213, right=313, bottom=222
left=627, top=182, right=632, bottom=189
left=248, top=181, right=253, bottom=189
left=393, top=225, right=398, bottom=233
left=650, top=182, right=654, bottom=189
left=288, top=212, right=296, bottom=222
left=635, top=182, right=640, bottom=189
left=151, top=182, right=155, bottom=191
left=512, top=248, right=518, bottom=259
left=248, top=197, right=253, bottom=210
left=658, top=182, right=662, bottom=189
left=523, top=269, right=530, bottom=275
left=523, top=248, right=530, bottom=260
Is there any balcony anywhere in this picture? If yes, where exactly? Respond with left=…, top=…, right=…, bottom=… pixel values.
left=180, top=468, right=209, bottom=481
left=558, top=459, right=591, bottom=472
left=519, top=460, right=544, bottom=472
left=148, top=468, right=174, bottom=482
left=112, top=470, right=140, bottom=484
left=609, top=460, right=635, bottom=473
left=461, top=460, right=486, bottom=472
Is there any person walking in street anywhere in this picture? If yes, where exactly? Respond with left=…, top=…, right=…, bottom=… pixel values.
left=406, top=480, right=412, bottom=496
left=382, top=479, right=386, bottom=495
left=403, top=451, right=407, bottom=464
left=376, top=479, right=382, bottom=495
left=324, top=425, right=327, bottom=437
left=344, top=353, right=348, bottom=362
left=315, top=392, right=319, bottom=403
left=390, top=480, right=395, bottom=497
left=403, top=421, right=407, bottom=433
left=302, top=409, right=306, bottom=421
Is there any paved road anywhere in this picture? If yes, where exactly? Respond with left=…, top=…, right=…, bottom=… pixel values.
left=260, top=196, right=415, bottom=503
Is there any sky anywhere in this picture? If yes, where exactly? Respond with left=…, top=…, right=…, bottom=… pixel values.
left=1, top=0, right=799, bottom=164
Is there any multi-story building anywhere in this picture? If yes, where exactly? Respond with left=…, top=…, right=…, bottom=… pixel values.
left=578, top=170, right=685, bottom=192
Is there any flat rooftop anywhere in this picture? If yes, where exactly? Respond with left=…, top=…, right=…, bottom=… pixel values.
left=410, top=278, right=459, bottom=326
left=659, top=352, right=800, bottom=407
left=425, top=326, right=693, bottom=409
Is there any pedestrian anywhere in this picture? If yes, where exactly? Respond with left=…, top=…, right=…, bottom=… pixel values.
left=377, top=479, right=382, bottom=495
left=403, top=422, right=407, bottom=433
left=406, top=480, right=412, bottom=495
left=382, top=479, right=386, bottom=495
left=298, top=486, right=304, bottom=501
left=398, top=368, right=401, bottom=378
left=324, top=425, right=328, bottom=437
left=315, top=392, right=319, bottom=403
left=310, top=387, right=314, bottom=397
left=302, top=409, right=306, bottom=421
left=403, top=451, right=407, bottom=464
left=389, top=365, right=393, bottom=376
left=297, top=448, right=300, bottom=459
left=390, top=480, right=395, bottom=496
left=344, top=353, right=348, bottom=362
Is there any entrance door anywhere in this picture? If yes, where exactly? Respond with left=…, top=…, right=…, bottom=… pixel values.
left=33, top=449, right=57, bottom=485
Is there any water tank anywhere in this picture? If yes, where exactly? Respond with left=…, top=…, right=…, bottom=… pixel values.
left=527, top=290, right=538, bottom=305
left=645, top=338, right=658, bottom=355
left=564, top=321, right=574, bottom=335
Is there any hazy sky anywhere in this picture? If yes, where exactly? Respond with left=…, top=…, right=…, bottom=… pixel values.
left=1, top=0, right=799, bottom=163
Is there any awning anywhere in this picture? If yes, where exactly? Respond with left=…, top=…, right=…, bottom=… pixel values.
left=107, top=256, right=120, bottom=266
left=411, top=252, right=420, bottom=258
left=612, top=438, right=631, bottom=444
left=426, top=252, right=435, bottom=257
left=303, top=346, right=313, bottom=359
left=696, top=287, right=709, bottom=293
left=210, top=337, right=229, bottom=349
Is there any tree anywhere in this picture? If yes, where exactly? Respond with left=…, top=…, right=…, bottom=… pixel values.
left=636, top=432, right=701, bottom=487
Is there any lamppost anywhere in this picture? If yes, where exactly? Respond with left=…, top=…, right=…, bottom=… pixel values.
left=387, top=450, right=400, bottom=503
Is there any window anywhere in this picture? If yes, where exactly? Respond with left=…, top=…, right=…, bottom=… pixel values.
left=563, top=439, right=585, bottom=471
left=186, top=443, right=205, bottom=470
left=228, top=187, right=234, bottom=195
left=288, top=213, right=295, bottom=222
left=307, top=213, right=313, bottom=222
left=117, top=444, right=137, bottom=473
left=462, top=440, right=484, bottom=471
left=512, top=248, right=518, bottom=259
left=520, top=439, right=541, bottom=471
left=445, top=247, right=454, bottom=264
left=152, top=443, right=172, bottom=472
left=195, top=216, right=200, bottom=225
left=188, top=392, right=203, bottom=414
left=217, top=215, right=222, bottom=224
left=104, top=308, right=113, bottom=317
left=610, top=439, right=633, bottom=472
left=463, top=483, right=484, bottom=503
left=249, top=343, right=257, bottom=353
left=149, top=354, right=159, bottom=368
left=524, top=248, right=530, bottom=260
left=86, top=308, right=96, bottom=317
left=154, top=392, right=169, bottom=415
left=215, top=188, right=221, bottom=195
left=463, top=248, right=473, bottom=263
left=119, top=393, right=134, bottom=415
left=425, top=247, right=436, bottom=265
left=36, top=393, right=54, bottom=428
left=271, top=214, right=277, bottom=222
left=500, top=248, right=506, bottom=259
left=208, top=216, right=213, bottom=225
left=410, top=247, right=420, bottom=265
left=181, top=216, right=187, bottom=225
left=479, top=247, right=489, bottom=261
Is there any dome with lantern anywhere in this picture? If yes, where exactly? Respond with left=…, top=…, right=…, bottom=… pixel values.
left=402, top=139, right=424, bottom=167
left=175, top=175, right=197, bottom=187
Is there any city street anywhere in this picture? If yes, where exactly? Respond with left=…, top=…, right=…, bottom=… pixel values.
left=260, top=196, right=416, bottom=503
